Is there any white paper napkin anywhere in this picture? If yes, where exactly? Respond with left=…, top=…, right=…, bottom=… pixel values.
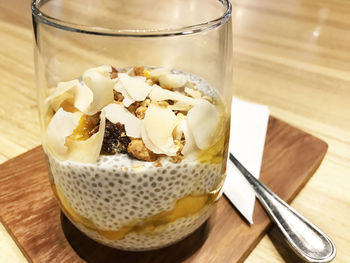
left=223, top=98, right=270, bottom=224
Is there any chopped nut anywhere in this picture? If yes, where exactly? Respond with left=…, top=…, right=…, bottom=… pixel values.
left=152, top=79, right=160, bottom=86
left=174, top=139, right=184, bottom=153
left=133, top=66, right=145, bottom=76
left=135, top=99, right=151, bottom=119
left=153, top=160, right=162, bottom=167
left=127, top=101, right=141, bottom=116
left=102, top=120, right=130, bottom=154
left=143, top=99, right=151, bottom=106
left=127, top=138, right=158, bottom=162
left=174, top=110, right=188, bottom=116
left=113, top=90, right=124, bottom=102
left=110, top=67, right=118, bottom=79
left=170, top=139, right=184, bottom=163
left=146, top=78, right=154, bottom=86
left=135, top=106, right=147, bottom=119
left=127, top=99, right=150, bottom=119
left=176, top=112, right=185, bottom=119
left=171, top=155, right=183, bottom=163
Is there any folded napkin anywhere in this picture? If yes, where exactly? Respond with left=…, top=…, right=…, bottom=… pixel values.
left=223, top=98, right=270, bottom=224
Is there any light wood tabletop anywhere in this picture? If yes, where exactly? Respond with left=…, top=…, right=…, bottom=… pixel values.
left=0, top=0, right=349, bottom=262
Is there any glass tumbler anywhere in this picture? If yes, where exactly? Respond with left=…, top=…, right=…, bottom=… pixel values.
left=32, top=0, right=233, bottom=251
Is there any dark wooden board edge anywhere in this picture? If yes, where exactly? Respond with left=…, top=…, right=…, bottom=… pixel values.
left=0, top=146, right=48, bottom=263
left=0, top=216, right=34, bottom=263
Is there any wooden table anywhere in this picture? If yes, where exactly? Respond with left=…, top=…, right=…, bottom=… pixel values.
left=0, top=0, right=349, bottom=262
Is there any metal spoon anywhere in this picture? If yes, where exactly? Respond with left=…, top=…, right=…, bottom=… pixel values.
left=229, top=153, right=336, bottom=263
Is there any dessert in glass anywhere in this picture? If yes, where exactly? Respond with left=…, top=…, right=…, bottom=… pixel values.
left=32, top=0, right=233, bottom=251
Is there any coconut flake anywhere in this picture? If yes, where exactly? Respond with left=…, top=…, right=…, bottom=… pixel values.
left=173, top=114, right=186, bottom=140
left=169, top=101, right=193, bottom=111
left=118, top=73, right=152, bottom=101
left=114, top=80, right=135, bottom=107
left=46, top=79, right=96, bottom=114
left=172, top=115, right=199, bottom=160
left=71, top=82, right=94, bottom=113
left=46, top=80, right=76, bottom=112
left=84, top=65, right=112, bottom=79
left=103, top=103, right=141, bottom=138
left=47, top=68, right=115, bottom=116
left=140, top=124, right=163, bottom=154
left=179, top=118, right=199, bottom=160
left=149, top=68, right=171, bottom=79
left=46, top=108, right=80, bottom=156
left=185, top=87, right=202, bottom=99
left=158, top=73, right=187, bottom=89
left=142, top=104, right=179, bottom=156
left=50, top=92, right=74, bottom=112
left=149, top=85, right=198, bottom=106
left=82, top=70, right=114, bottom=115
left=65, top=111, right=106, bottom=163
left=46, top=80, right=77, bottom=103
left=187, top=100, right=220, bottom=150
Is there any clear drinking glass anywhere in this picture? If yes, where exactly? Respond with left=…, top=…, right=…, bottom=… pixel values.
left=32, top=0, right=233, bottom=251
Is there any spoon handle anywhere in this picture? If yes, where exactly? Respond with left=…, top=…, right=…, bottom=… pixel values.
left=229, top=153, right=336, bottom=263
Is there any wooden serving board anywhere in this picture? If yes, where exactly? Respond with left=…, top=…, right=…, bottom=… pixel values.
left=0, top=117, right=327, bottom=263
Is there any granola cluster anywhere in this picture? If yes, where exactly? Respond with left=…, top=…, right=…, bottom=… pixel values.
left=97, top=67, right=198, bottom=162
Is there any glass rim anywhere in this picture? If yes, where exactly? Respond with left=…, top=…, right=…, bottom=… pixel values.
left=31, top=0, right=232, bottom=37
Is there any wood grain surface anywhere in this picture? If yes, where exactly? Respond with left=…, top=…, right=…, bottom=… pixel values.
left=0, top=117, right=327, bottom=263
left=1, top=0, right=350, bottom=262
